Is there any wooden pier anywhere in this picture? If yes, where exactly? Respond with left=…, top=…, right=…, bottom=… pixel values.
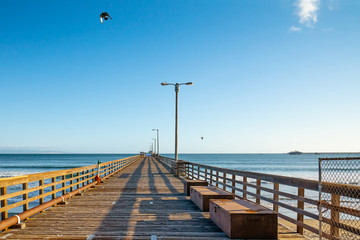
left=0, top=156, right=307, bottom=239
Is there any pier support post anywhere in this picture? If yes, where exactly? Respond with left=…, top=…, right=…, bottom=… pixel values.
left=175, top=160, right=185, bottom=176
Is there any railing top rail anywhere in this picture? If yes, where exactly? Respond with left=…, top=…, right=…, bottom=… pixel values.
left=0, top=155, right=137, bottom=187
left=181, top=160, right=319, bottom=190
left=176, top=158, right=359, bottom=197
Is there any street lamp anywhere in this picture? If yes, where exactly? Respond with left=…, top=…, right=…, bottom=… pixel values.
left=152, top=129, right=159, bottom=156
left=152, top=138, right=156, bottom=155
left=161, top=81, right=193, bottom=163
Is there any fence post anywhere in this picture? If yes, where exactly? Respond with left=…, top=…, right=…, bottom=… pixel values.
left=256, top=179, right=261, bottom=204
left=210, top=170, right=213, bottom=185
left=205, top=168, right=208, bottom=181
left=22, top=183, right=28, bottom=212
left=39, top=179, right=44, bottom=205
left=52, top=177, right=56, bottom=199
left=216, top=171, right=219, bottom=187
left=191, top=164, right=194, bottom=179
left=223, top=172, right=226, bottom=191
left=243, top=177, right=247, bottom=199
left=62, top=175, right=66, bottom=195
left=70, top=174, right=73, bottom=192
left=232, top=174, right=235, bottom=195
left=197, top=166, right=200, bottom=179
left=273, top=183, right=279, bottom=212
left=330, top=193, right=340, bottom=238
left=0, top=187, right=8, bottom=221
left=76, top=172, right=80, bottom=189
left=297, top=187, right=305, bottom=234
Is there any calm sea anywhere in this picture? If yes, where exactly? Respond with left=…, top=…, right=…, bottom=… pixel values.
left=1, top=153, right=359, bottom=179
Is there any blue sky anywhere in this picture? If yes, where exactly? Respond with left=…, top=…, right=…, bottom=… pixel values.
left=1, top=0, right=359, bottom=153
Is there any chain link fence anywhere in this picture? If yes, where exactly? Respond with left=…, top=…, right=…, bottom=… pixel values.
left=319, top=157, right=360, bottom=239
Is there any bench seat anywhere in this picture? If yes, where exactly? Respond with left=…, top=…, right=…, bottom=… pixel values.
left=190, top=186, right=234, bottom=211
left=210, top=199, right=278, bottom=239
left=183, top=179, right=208, bottom=196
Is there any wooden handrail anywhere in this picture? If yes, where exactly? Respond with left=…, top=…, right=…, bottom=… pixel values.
left=0, top=155, right=140, bottom=226
left=158, top=156, right=360, bottom=239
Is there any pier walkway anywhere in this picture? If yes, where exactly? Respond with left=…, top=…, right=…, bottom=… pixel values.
left=0, top=157, right=305, bottom=239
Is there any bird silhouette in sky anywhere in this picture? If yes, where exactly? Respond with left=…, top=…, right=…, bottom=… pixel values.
left=100, top=12, right=112, bottom=24
left=201, top=137, right=204, bottom=140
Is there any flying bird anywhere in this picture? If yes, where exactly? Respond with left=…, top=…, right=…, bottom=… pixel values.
left=100, top=12, right=112, bottom=24
left=201, top=137, right=204, bottom=140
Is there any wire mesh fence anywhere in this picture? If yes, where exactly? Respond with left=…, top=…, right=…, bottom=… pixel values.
left=319, top=157, right=360, bottom=239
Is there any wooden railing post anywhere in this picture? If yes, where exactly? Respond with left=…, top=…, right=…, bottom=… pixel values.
left=273, top=183, right=279, bottom=212
left=62, top=175, right=66, bottom=195
left=297, top=187, right=305, bottom=234
left=216, top=171, right=219, bottom=187
left=76, top=172, right=80, bottom=189
left=210, top=169, right=213, bottom=185
left=232, top=174, right=235, bottom=195
left=197, top=166, right=200, bottom=180
left=0, top=187, right=8, bottom=221
left=39, top=179, right=44, bottom=205
left=22, top=183, right=28, bottom=211
left=223, top=172, right=226, bottom=191
left=330, top=193, right=340, bottom=238
left=191, top=164, right=194, bottom=179
left=51, top=177, right=56, bottom=199
left=256, top=179, right=261, bottom=204
left=205, top=168, right=208, bottom=181
left=243, top=177, right=247, bottom=199
left=70, top=174, right=73, bottom=192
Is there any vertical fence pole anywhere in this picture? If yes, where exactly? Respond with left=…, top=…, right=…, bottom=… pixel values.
left=52, top=177, right=56, bottom=199
left=62, top=175, right=66, bottom=195
left=22, top=183, right=28, bottom=212
left=70, top=174, right=73, bottom=192
left=297, top=187, right=305, bottom=234
left=223, top=172, right=226, bottom=191
left=205, top=168, right=208, bottom=181
left=330, top=193, right=340, bottom=238
left=216, top=171, right=219, bottom=187
left=243, top=177, right=247, bottom=199
left=76, top=172, right=80, bottom=189
left=191, top=164, right=194, bottom=179
left=256, top=179, right=261, bottom=204
left=0, top=187, right=8, bottom=221
left=39, top=179, right=44, bottom=205
left=273, top=183, right=279, bottom=212
left=198, top=166, right=200, bottom=180
left=86, top=170, right=89, bottom=185
left=210, top=170, right=213, bottom=185
left=232, top=174, right=235, bottom=195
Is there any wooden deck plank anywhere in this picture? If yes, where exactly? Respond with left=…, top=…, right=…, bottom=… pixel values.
left=0, top=157, right=307, bottom=239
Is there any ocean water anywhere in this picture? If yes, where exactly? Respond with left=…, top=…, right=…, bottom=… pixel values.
left=1, top=153, right=359, bottom=179
left=164, top=153, right=360, bottom=180
left=0, top=154, right=135, bottom=178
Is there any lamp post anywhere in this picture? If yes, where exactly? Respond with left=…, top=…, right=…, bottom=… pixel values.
left=152, top=138, right=156, bottom=155
left=161, top=82, right=193, bottom=163
left=152, top=129, right=159, bottom=157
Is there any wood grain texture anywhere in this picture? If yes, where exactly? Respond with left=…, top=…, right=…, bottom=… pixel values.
left=0, top=157, right=306, bottom=239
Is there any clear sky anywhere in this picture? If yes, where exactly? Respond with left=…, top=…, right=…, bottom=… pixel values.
left=1, top=0, right=359, bottom=153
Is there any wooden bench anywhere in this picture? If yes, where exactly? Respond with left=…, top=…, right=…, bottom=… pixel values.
left=210, top=199, right=278, bottom=239
left=183, top=179, right=208, bottom=196
left=190, top=186, right=234, bottom=211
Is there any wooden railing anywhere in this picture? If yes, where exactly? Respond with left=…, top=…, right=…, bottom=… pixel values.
left=0, top=155, right=140, bottom=230
left=159, top=156, right=360, bottom=239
